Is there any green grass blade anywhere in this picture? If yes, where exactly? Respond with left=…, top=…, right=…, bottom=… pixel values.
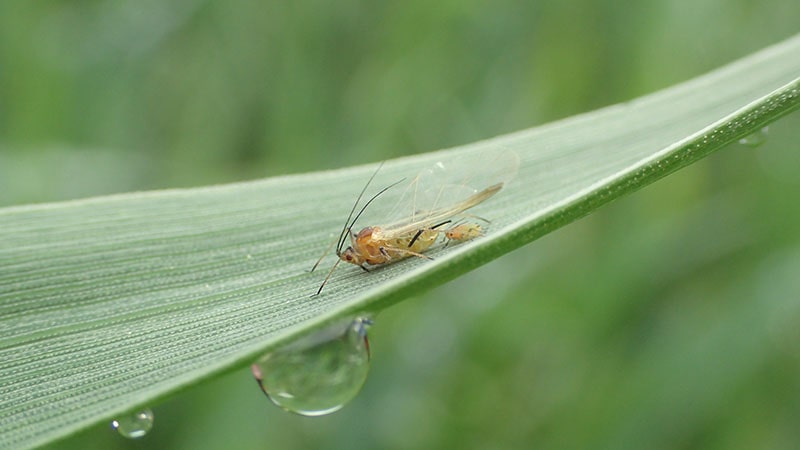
left=2, top=34, right=799, bottom=450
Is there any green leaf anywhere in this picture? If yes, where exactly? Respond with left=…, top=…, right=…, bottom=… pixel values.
left=2, top=34, right=799, bottom=450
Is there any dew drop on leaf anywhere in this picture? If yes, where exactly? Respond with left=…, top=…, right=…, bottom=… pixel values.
left=738, top=126, right=769, bottom=147
left=251, top=317, right=372, bottom=417
left=110, top=408, right=154, bottom=439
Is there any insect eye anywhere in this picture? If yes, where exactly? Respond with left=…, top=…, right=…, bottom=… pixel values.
left=342, top=249, right=353, bottom=261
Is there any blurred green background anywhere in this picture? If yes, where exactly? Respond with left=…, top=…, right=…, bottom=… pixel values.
left=3, top=0, right=800, bottom=449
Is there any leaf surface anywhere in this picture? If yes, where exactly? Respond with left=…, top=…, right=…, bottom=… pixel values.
left=1, top=34, right=799, bottom=450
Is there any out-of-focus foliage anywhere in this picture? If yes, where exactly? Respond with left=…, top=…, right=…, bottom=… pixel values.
left=2, top=0, right=799, bottom=449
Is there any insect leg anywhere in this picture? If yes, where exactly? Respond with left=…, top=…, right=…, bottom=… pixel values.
left=408, top=220, right=452, bottom=247
left=314, top=258, right=342, bottom=296
left=310, top=236, right=338, bottom=272
left=382, top=245, right=434, bottom=260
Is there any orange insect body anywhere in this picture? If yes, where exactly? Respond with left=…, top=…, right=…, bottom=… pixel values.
left=444, top=223, right=484, bottom=244
left=337, top=183, right=502, bottom=271
left=312, top=149, right=517, bottom=295
left=340, top=226, right=439, bottom=267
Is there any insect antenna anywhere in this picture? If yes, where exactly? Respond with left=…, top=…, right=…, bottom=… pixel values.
left=311, top=162, right=385, bottom=273
left=340, top=177, right=405, bottom=252
left=312, top=162, right=405, bottom=296
left=334, top=162, right=389, bottom=256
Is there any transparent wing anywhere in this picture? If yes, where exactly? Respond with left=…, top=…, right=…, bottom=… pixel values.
left=377, top=148, right=519, bottom=237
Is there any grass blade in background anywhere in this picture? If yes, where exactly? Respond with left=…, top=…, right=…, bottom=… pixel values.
left=1, top=34, right=799, bottom=450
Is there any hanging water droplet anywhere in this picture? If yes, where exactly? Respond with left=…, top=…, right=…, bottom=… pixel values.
left=739, top=126, right=769, bottom=147
left=110, top=408, right=154, bottom=439
left=251, top=317, right=373, bottom=417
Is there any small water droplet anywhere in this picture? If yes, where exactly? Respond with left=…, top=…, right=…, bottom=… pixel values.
left=739, top=126, right=769, bottom=147
left=111, top=408, right=154, bottom=439
left=251, top=317, right=373, bottom=416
